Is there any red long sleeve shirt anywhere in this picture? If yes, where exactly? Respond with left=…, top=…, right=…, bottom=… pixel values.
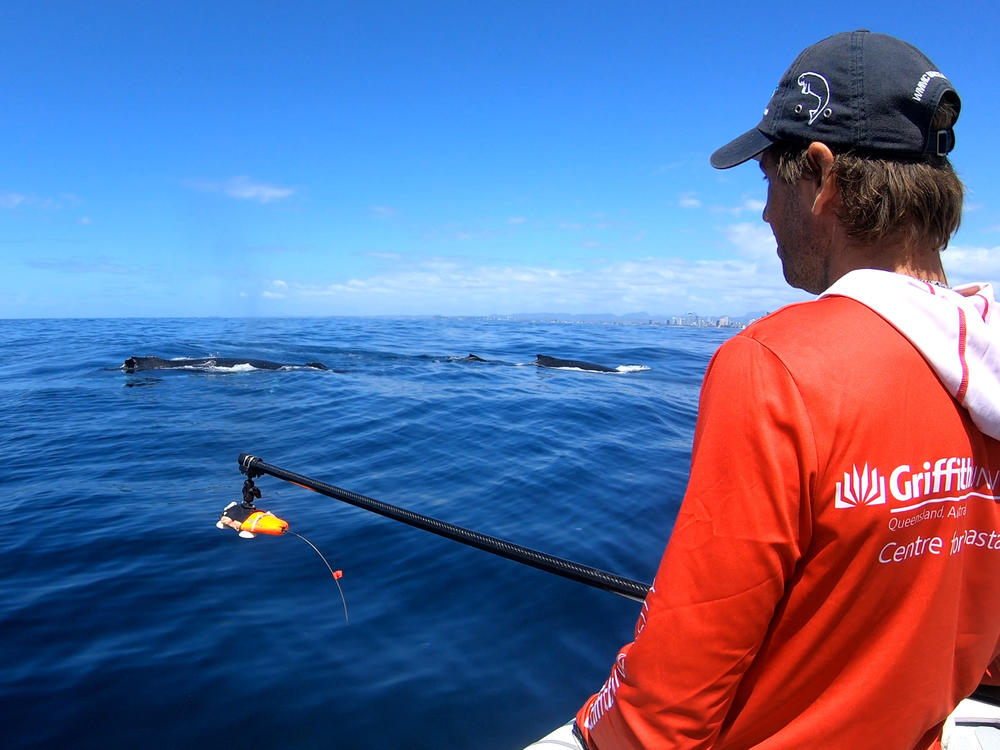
left=578, top=296, right=1000, bottom=749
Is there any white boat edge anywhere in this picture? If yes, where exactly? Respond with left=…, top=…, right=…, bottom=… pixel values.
left=522, top=699, right=1000, bottom=750
left=522, top=721, right=582, bottom=749
left=945, top=698, right=1000, bottom=749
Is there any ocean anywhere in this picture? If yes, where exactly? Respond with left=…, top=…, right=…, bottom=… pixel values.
left=1, top=316, right=733, bottom=749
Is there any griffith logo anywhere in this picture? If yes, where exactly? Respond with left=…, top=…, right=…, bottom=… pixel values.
left=835, top=464, right=887, bottom=508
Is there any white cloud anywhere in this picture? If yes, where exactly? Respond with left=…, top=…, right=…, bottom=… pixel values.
left=224, top=176, right=294, bottom=202
left=943, top=244, right=1000, bottom=285
left=1, top=193, right=27, bottom=209
left=0, top=192, right=73, bottom=211
left=678, top=193, right=702, bottom=209
left=27, top=257, right=135, bottom=274
left=187, top=176, right=294, bottom=203
left=711, top=196, right=767, bottom=216
left=725, top=221, right=777, bottom=261
left=260, top=279, right=289, bottom=298
left=260, top=226, right=806, bottom=317
left=370, top=205, right=398, bottom=219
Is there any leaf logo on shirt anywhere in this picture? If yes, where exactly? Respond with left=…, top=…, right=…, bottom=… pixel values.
left=835, top=464, right=887, bottom=508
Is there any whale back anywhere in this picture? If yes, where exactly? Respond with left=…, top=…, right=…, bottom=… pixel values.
left=534, top=354, right=617, bottom=373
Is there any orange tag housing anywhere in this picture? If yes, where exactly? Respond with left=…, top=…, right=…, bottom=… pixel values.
left=239, top=510, right=289, bottom=536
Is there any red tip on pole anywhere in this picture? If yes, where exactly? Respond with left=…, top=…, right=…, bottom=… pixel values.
left=333, top=570, right=343, bottom=579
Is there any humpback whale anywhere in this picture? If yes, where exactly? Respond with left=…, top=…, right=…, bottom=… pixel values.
left=122, top=356, right=329, bottom=373
left=458, top=353, right=629, bottom=372
left=533, top=354, right=619, bottom=373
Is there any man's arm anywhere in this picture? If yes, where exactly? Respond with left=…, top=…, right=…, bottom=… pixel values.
left=577, top=334, right=816, bottom=748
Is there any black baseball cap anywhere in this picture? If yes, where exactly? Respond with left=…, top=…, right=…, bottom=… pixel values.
left=710, top=30, right=961, bottom=169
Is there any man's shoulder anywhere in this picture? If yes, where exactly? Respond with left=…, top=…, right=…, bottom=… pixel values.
left=742, top=295, right=889, bottom=338
left=711, top=295, right=935, bottom=407
left=732, top=296, right=905, bottom=364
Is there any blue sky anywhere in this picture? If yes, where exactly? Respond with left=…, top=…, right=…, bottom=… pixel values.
left=2, top=0, right=997, bottom=319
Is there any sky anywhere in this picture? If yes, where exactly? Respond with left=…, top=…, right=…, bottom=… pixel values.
left=2, top=0, right=997, bottom=319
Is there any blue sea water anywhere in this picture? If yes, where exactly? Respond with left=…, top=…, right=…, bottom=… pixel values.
left=1, top=317, right=732, bottom=749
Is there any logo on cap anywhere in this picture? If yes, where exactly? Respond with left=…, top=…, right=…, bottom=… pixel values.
left=913, top=70, right=946, bottom=102
left=796, top=72, right=831, bottom=126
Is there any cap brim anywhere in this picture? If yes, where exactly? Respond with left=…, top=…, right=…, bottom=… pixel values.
left=710, top=128, right=777, bottom=169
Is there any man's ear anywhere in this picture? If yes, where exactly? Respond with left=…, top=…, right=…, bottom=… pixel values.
left=806, top=142, right=837, bottom=215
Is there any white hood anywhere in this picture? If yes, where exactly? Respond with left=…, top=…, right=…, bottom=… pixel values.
left=822, top=269, right=1000, bottom=440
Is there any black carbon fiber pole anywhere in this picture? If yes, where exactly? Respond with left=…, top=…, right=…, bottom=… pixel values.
left=235, top=454, right=1000, bottom=709
left=238, top=453, right=651, bottom=603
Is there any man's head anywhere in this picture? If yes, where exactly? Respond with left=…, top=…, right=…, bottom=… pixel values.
left=710, top=30, right=960, bottom=169
left=711, top=31, right=964, bottom=291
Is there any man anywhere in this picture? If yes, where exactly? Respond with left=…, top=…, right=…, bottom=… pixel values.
left=575, top=30, right=1000, bottom=749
